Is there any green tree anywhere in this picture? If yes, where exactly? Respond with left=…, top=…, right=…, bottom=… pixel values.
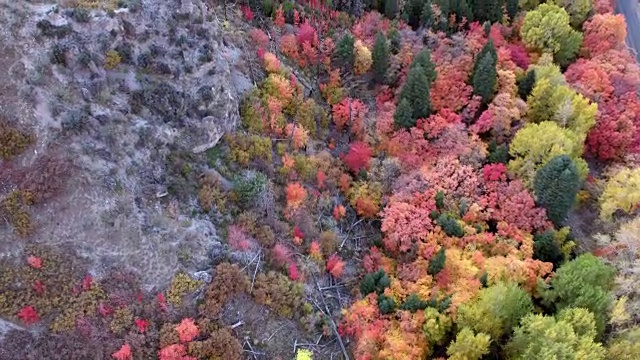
left=552, top=0, right=592, bottom=27
left=520, top=3, right=583, bottom=66
left=384, top=0, right=398, bottom=19
left=542, top=254, right=616, bottom=337
left=403, top=0, right=423, bottom=29
left=470, top=0, right=504, bottom=23
left=506, top=0, right=519, bottom=22
left=371, top=32, right=389, bottom=84
left=472, top=49, right=498, bottom=103
left=533, top=155, right=581, bottom=226
left=447, top=328, right=491, bottom=360
left=508, top=121, right=588, bottom=187
left=335, top=33, right=355, bottom=69
left=472, top=40, right=497, bottom=76
left=506, top=308, right=606, bottom=360
left=397, top=65, right=432, bottom=125
left=410, top=48, right=437, bottom=83
left=394, top=98, right=414, bottom=129
left=533, top=230, right=565, bottom=269
left=423, top=307, right=452, bottom=346
left=427, top=247, right=446, bottom=276
left=421, top=0, right=434, bottom=28
left=518, top=70, right=536, bottom=100
left=388, top=28, right=401, bottom=54
left=457, top=283, right=534, bottom=340
left=360, top=269, right=391, bottom=295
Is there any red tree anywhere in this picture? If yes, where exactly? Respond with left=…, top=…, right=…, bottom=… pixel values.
left=343, top=142, right=373, bottom=173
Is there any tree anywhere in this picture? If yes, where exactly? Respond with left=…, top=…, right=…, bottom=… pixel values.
left=384, top=0, right=398, bottom=19
left=506, top=309, right=606, bottom=360
left=582, top=14, right=627, bottom=57
left=372, top=32, right=389, bottom=84
left=410, top=49, right=437, bottom=84
left=354, top=39, right=372, bottom=75
left=427, top=247, right=446, bottom=276
left=533, top=231, right=565, bottom=269
left=343, top=141, right=373, bottom=173
left=599, top=168, right=640, bottom=220
left=542, top=254, right=616, bottom=336
left=403, top=0, right=423, bottom=30
left=520, top=3, right=583, bottom=66
left=335, top=33, right=355, bottom=69
left=421, top=0, right=434, bottom=28
left=506, top=0, right=519, bottom=22
left=446, top=328, right=491, bottom=360
left=398, top=65, right=432, bottom=124
left=457, top=283, right=534, bottom=340
left=518, top=70, right=536, bottom=101
left=472, top=49, right=497, bottom=103
left=388, top=28, right=401, bottom=54
left=175, top=318, right=199, bottom=343
left=470, top=0, right=504, bottom=23
left=508, top=121, right=587, bottom=186
left=394, top=98, right=414, bottom=129
left=472, top=40, right=497, bottom=76
left=551, top=0, right=592, bottom=27
left=533, top=155, right=581, bottom=226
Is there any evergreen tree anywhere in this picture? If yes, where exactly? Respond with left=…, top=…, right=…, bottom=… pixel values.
left=517, top=69, right=536, bottom=100
left=471, top=0, right=504, bottom=23
left=394, top=98, right=414, bottom=129
left=410, top=48, right=437, bottom=83
left=384, top=0, right=398, bottom=19
left=371, top=32, right=389, bottom=84
left=472, top=40, right=497, bottom=76
left=472, top=50, right=498, bottom=103
left=533, top=155, right=581, bottom=226
left=533, top=230, right=565, bottom=269
left=403, top=0, right=423, bottom=30
left=506, top=0, right=519, bottom=22
left=388, top=28, right=401, bottom=54
left=421, top=0, right=434, bottom=28
left=335, top=33, right=355, bottom=69
left=398, top=65, right=432, bottom=125
left=427, top=247, right=446, bottom=276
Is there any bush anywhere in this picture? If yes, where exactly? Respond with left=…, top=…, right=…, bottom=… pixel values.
left=0, top=124, right=33, bottom=161
left=252, top=271, right=303, bottom=317
left=104, top=50, right=122, bottom=70
left=202, top=263, right=249, bottom=317
left=232, top=172, right=267, bottom=209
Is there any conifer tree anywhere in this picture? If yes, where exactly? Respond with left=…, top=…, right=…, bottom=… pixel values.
left=372, top=32, right=389, bottom=84
left=388, top=28, right=401, bottom=54
left=421, top=0, right=434, bottom=28
left=397, top=65, right=432, bottom=125
left=403, top=0, right=423, bottom=30
left=506, top=0, right=519, bottom=22
left=427, top=247, right=446, bottom=276
left=472, top=50, right=498, bottom=103
left=384, top=0, right=398, bottom=19
left=518, top=70, right=536, bottom=101
left=471, top=0, right=504, bottom=23
left=394, top=98, right=414, bottom=129
left=534, top=155, right=581, bottom=226
left=410, top=48, right=437, bottom=83
left=335, top=33, right=355, bottom=69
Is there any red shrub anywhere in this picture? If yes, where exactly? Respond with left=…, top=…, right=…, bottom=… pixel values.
left=135, top=318, right=149, bottom=333
left=249, top=29, right=270, bottom=49
left=272, top=243, right=293, bottom=267
left=27, top=255, right=42, bottom=269
left=175, top=318, right=199, bottom=343
left=343, top=142, right=373, bottom=173
left=17, top=306, right=39, bottom=325
left=297, top=22, right=317, bottom=46
left=288, top=263, right=299, bottom=280
left=326, top=254, right=345, bottom=278
left=112, top=344, right=132, bottom=360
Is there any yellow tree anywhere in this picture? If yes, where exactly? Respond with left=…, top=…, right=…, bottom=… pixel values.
left=600, top=168, right=640, bottom=220
left=508, top=122, right=588, bottom=186
left=354, top=39, right=372, bottom=75
left=447, top=328, right=491, bottom=360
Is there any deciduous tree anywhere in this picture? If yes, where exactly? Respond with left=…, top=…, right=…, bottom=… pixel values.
left=599, top=168, right=640, bottom=220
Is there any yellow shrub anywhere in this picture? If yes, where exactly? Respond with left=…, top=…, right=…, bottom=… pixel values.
left=104, top=50, right=121, bottom=70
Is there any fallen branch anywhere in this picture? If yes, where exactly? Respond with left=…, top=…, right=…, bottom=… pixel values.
left=312, top=274, right=350, bottom=360
left=230, top=320, right=244, bottom=329
left=250, top=253, right=261, bottom=292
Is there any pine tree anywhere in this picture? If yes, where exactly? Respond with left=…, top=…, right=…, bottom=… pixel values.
left=506, top=0, right=519, bottom=22
left=533, top=155, right=581, bottom=226
left=384, top=0, right=398, bottom=19
left=410, top=48, right=437, bottom=83
left=398, top=65, right=432, bottom=124
left=372, top=32, right=389, bottom=84
left=533, top=230, right=565, bottom=269
left=335, top=33, right=355, bottom=69
left=427, top=247, right=446, bottom=276
left=421, top=0, right=434, bottom=28
left=394, top=98, right=414, bottom=129
left=472, top=40, right=497, bottom=76
left=517, top=70, right=536, bottom=101
left=403, top=0, right=423, bottom=30
left=472, top=50, right=498, bottom=103
left=471, top=0, right=504, bottom=23
left=388, top=28, right=401, bottom=54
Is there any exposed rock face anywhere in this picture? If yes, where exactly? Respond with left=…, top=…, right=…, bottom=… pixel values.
left=0, top=0, right=251, bottom=287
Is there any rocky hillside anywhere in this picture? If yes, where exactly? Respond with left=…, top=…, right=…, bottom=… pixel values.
left=0, top=0, right=253, bottom=288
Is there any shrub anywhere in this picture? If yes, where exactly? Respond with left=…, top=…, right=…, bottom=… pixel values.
left=188, top=328, right=243, bottom=359
left=252, top=271, right=303, bottom=317
left=232, top=172, right=267, bottom=209
left=167, top=273, right=201, bottom=306
left=202, top=263, right=249, bottom=317
left=104, top=50, right=122, bottom=70
left=0, top=124, right=33, bottom=161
